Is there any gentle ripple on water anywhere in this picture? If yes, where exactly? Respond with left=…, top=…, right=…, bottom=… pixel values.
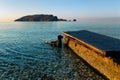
left=0, top=21, right=119, bottom=79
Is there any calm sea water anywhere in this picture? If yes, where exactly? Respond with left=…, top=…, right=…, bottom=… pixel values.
left=0, top=21, right=120, bottom=79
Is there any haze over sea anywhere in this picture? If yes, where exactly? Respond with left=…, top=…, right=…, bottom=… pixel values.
left=0, top=21, right=120, bottom=79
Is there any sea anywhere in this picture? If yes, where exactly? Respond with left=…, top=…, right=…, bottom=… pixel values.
left=0, top=21, right=120, bottom=80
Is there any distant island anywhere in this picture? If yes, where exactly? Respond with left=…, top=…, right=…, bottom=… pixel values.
left=15, top=14, right=67, bottom=22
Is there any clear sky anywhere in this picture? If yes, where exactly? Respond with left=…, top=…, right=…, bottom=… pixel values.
left=0, top=0, right=120, bottom=22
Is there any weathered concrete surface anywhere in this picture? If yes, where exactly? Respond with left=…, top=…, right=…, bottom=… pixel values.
left=63, top=30, right=120, bottom=80
left=63, top=30, right=120, bottom=57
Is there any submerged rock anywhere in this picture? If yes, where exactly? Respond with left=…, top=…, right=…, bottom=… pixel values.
left=41, top=74, right=55, bottom=80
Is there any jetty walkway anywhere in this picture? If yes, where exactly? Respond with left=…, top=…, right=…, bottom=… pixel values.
left=63, top=30, right=120, bottom=80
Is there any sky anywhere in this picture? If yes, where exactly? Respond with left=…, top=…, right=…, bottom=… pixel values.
left=0, top=0, right=120, bottom=22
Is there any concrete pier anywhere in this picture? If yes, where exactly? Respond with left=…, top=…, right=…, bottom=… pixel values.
left=63, top=30, right=120, bottom=80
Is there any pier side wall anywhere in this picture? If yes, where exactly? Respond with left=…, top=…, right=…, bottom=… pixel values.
left=64, top=36, right=120, bottom=80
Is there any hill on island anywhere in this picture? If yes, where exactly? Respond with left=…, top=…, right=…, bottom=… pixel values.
left=15, top=14, right=67, bottom=21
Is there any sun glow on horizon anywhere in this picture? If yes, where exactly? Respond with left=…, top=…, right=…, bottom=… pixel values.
left=0, top=17, right=16, bottom=22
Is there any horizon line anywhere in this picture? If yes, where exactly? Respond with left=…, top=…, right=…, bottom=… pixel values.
left=0, top=17, right=120, bottom=22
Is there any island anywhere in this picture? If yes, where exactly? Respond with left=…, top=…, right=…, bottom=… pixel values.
left=15, top=14, right=67, bottom=21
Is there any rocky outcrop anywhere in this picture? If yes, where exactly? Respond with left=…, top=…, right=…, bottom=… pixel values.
left=58, top=19, right=67, bottom=21
left=73, top=19, right=77, bottom=21
left=15, top=14, right=67, bottom=21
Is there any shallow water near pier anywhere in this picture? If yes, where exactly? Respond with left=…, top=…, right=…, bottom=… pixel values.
left=0, top=21, right=120, bottom=79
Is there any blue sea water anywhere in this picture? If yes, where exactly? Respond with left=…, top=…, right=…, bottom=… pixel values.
left=0, top=21, right=120, bottom=79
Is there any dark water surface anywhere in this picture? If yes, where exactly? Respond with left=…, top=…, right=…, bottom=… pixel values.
left=0, top=21, right=119, bottom=79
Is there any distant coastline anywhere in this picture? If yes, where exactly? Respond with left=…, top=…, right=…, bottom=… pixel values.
left=15, top=14, right=67, bottom=22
